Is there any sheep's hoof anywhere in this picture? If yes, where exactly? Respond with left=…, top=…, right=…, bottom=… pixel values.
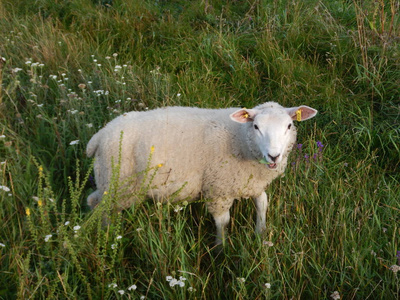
left=211, top=243, right=225, bottom=256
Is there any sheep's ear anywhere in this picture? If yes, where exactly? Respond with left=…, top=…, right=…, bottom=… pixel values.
left=285, top=105, right=318, bottom=121
left=230, top=109, right=258, bottom=123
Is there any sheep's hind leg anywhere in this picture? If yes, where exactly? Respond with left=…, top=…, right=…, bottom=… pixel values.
left=254, top=191, right=268, bottom=234
left=207, top=199, right=234, bottom=245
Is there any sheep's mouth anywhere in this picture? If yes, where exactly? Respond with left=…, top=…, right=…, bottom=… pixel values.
left=258, top=157, right=278, bottom=169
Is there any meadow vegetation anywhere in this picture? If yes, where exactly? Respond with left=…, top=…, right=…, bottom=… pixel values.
left=0, top=0, right=399, bottom=299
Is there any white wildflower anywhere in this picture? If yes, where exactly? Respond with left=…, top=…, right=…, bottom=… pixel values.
left=69, top=140, right=79, bottom=145
left=169, top=278, right=178, bottom=287
left=128, top=284, right=137, bottom=291
left=116, top=235, right=122, bottom=240
left=44, top=234, right=52, bottom=242
left=177, top=93, right=181, bottom=97
left=86, top=123, right=93, bottom=128
left=0, top=243, right=5, bottom=247
left=237, top=277, right=246, bottom=283
left=174, top=206, right=183, bottom=212
left=330, top=291, right=340, bottom=300
left=117, top=290, right=124, bottom=295
left=166, top=276, right=173, bottom=282
left=12, top=67, right=23, bottom=73
left=108, top=283, right=117, bottom=288
left=263, top=241, right=274, bottom=247
left=64, top=221, right=70, bottom=226
left=265, top=283, right=271, bottom=289
left=0, top=135, right=5, bottom=139
left=390, top=265, right=400, bottom=273
left=73, top=225, right=81, bottom=231
left=111, top=244, right=117, bottom=249
left=0, top=186, right=10, bottom=192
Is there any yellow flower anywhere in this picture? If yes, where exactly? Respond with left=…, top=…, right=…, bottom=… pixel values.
left=38, top=200, right=43, bottom=207
left=104, top=191, right=108, bottom=195
left=26, top=208, right=31, bottom=216
left=150, top=146, right=155, bottom=154
left=157, top=164, right=163, bottom=168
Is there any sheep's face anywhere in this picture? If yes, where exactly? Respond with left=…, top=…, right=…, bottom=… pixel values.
left=251, top=112, right=294, bottom=169
left=230, top=103, right=318, bottom=169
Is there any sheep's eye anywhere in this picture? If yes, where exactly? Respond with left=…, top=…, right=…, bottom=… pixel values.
left=288, top=123, right=292, bottom=130
left=254, top=124, right=259, bottom=130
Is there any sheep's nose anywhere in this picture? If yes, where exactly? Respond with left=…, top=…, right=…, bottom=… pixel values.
left=268, top=153, right=280, bottom=162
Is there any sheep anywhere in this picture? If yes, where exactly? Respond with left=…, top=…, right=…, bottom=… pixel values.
left=86, top=101, right=317, bottom=244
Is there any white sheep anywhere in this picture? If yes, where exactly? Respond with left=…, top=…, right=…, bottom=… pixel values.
left=86, top=101, right=317, bottom=244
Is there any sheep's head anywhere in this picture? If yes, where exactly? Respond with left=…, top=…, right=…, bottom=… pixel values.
left=230, top=103, right=317, bottom=169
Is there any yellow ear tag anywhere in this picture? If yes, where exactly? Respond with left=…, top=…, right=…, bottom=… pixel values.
left=296, top=109, right=302, bottom=121
left=243, top=112, right=249, bottom=119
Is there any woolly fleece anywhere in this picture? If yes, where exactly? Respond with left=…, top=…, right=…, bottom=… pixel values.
left=86, top=101, right=317, bottom=242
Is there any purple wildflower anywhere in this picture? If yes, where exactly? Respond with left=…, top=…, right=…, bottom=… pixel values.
left=297, top=144, right=303, bottom=150
left=317, top=141, right=324, bottom=152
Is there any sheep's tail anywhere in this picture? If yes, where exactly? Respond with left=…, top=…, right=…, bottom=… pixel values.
left=86, top=131, right=101, bottom=157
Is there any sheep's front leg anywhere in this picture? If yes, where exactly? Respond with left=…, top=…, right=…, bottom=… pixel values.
left=254, top=191, right=268, bottom=233
left=207, top=199, right=234, bottom=245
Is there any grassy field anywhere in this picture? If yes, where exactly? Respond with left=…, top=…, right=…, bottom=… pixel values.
left=0, top=0, right=399, bottom=299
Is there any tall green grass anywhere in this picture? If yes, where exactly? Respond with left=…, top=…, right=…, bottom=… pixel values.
left=0, top=0, right=399, bottom=298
